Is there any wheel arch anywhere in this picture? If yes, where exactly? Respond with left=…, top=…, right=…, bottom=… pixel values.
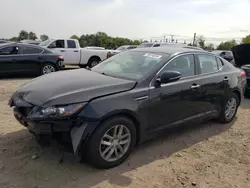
left=99, top=110, right=142, bottom=145
left=232, top=89, right=241, bottom=104
left=88, top=56, right=101, bottom=63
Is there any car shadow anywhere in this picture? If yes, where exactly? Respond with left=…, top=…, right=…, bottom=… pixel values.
left=0, top=118, right=236, bottom=188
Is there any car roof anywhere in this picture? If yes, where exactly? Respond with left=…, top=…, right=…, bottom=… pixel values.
left=131, top=46, right=203, bottom=55
left=0, top=42, right=49, bottom=50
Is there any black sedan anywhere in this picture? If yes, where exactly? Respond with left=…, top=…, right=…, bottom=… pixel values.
left=9, top=47, right=246, bottom=168
left=231, top=43, right=250, bottom=91
left=0, top=43, right=64, bottom=76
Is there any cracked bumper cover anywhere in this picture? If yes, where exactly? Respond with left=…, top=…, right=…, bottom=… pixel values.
left=13, top=107, right=99, bottom=156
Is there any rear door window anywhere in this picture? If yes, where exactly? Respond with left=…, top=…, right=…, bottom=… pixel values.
left=67, top=40, right=76, bottom=48
left=21, top=46, right=43, bottom=54
left=0, top=46, right=19, bottom=55
left=197, top=54, right=218, bottom=74
left=153, top=44, right=160, bottom=47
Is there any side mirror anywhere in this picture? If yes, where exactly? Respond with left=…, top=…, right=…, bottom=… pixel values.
left=155, top=71, right=181, bottom=85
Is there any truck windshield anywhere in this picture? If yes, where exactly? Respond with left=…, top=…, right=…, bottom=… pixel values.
left=39, top=39, right=53, bottom=47
left=91, top=51, right=169, bottom=81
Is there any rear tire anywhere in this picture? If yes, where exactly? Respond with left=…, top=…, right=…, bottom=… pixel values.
left=88, top=57, right=101, bottom=68
left=85, top=116, right=136, bottom=169
left=41, top=64, right=56, bottom=75
left=218, top=93, right=239, bottom=123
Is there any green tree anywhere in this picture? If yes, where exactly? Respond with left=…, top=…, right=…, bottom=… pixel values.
left=40, top=34, right=49, bottom=41
left=242, top=34, right=250, bottom=44
left=197, top=35, right=206, bottom=49
left=217, top=40, right=237, bottom=50
left=205, top=43, right=215, bottom=51
left=70, top=35, right=79, bottom=40
left=9, top=37, right=18, bottom=41
left=28, top=32, right=37, bottom=40
left=76, top=32, right=140, bottom=49
left=18, top=30, right=29, bottom=40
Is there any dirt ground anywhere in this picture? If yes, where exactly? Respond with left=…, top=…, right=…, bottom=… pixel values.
left=0, top=75, right=250, bottom=188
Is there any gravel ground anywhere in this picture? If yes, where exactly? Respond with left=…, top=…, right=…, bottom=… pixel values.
left=0, top=76, right=250, bottom=188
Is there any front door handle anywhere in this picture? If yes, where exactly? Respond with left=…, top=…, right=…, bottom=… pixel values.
left=12, top=59, right=17, bottom=62
left=74, top=50, right=78, bottom=52
left=223, top=77, right=229, bottom=81
left=60, top=50, right=65, bottom=52
left=190, top=84, right=200, bottom=89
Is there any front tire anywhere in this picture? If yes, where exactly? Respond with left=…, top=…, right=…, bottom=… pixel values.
left=85, top=116, right=136, bottom=169
left=218, top=93, right=239, bottom=123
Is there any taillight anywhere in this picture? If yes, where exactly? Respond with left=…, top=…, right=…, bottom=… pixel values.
left=107, top=52, right=111, bottom=58
left=241, top=70, right=246, bottom=77
left=56, top=55, right=64, bottom=60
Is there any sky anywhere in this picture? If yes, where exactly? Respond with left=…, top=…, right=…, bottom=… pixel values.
left=0, top=0, right=250, bottom=44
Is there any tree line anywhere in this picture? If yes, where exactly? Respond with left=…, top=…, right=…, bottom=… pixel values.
left=4, top=30, right=140, bottom=49
left=70, top=32, right=140, bottom=49
left=193, top=34, right=250, bottom=51
left=3, top=30, right=250, bottom=50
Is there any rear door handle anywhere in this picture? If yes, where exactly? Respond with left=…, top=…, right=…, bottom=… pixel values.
left=74, top=50, right=78, bottom=52
left=60, top=50, right=65, bottom=52
left=223, top=77, right=229, bottom=81
left=190, top=84, right=200, bottom=89
left=12, top=59, right=17, bottom=62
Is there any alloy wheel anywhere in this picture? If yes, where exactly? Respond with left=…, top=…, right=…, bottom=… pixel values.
left=225, top=97, right=237, bottom=120
left=42, top=65, right=55, bottom=74
left=99, top=124, right=131, bottom=162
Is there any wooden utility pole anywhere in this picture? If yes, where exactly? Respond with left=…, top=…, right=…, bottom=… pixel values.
left=192, top=33, right=196, bottom=46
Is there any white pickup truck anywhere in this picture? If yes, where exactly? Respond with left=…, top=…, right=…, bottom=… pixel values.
left=39, top=39, right=111, bottom=68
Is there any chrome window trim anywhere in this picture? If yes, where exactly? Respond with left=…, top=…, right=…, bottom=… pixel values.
left=149, top=52, right=196, bottom=87
left=149, top=52, right=224, bottom=87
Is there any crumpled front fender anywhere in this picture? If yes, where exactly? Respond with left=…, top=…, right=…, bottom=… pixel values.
left=70, top=121, right=99, bottom=159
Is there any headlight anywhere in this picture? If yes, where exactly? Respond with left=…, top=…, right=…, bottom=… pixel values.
left=28, top=103, right=86, bottom=119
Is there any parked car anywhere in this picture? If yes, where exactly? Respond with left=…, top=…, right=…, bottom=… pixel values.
left=110, top=45, right=138, bottom=56
left=212, top=50, right=234, bottom=62
left=39, top=39, right=111, bottom=68
left=138, top=42, right=187, bottom=48
left=20, top=40, right=41, bottom=45
left=0, top=40, right=10, bottom=44
left=9, top=47, right=245, bottom=168
left=231, top=44, right=250, bottom=91
left=0, top=43, right=64, bottom=75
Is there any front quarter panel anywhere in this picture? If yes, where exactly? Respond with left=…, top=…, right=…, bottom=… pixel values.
left=78, top=86, right=150, bottom=137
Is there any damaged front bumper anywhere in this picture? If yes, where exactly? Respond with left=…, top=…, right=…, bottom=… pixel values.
left=12, top=105, right=99, bottom=159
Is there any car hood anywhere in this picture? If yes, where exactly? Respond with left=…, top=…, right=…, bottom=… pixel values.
left=12, top=69, right=136, bottom=107
left=231, top=44, right=250, bottom=67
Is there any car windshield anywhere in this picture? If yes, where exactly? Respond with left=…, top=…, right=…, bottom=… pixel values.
left=39, top=39, right=53, bottom=46
left=116, top=46, right=127, bottom=51
left=138, top=43, right=154, bottom=48
left=91, top=51, right=169, bottom=81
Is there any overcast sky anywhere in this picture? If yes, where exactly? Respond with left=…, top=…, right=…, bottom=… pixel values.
left=0, top=0, right=250, bottom=43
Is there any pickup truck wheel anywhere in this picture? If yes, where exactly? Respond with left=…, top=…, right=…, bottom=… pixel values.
left=41, top=64, right=56, bottom=75
left=85, top=116, right=136, bottom=169
left=88, top=57, right=101, bottom=68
